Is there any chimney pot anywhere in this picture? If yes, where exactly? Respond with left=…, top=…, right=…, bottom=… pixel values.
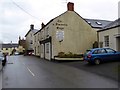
left=30, top=24, right=34, bottom=30
left=41, top=23, right=45, bottom=28
left=67, top=2, right=74, bottom=11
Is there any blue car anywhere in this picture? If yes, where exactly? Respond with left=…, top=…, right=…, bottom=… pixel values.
left=84, top=48, right=120, bottom=65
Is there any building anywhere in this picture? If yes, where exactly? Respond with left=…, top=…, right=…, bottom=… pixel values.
left=1, top=43, right=18, bottom=55
left=25, top=24, right=39, bottom=54
left=98, top=18, right=120, bottom=51
left=18, top=36, right=26, bottom=54
left=34, top=2, right=98, bottom=60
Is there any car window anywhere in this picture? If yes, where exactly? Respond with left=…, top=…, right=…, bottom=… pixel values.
left=93, top=49, right=106, bottom=54
left=0, top=52, right=3, bottom=57
left=93, top=50, right=98, bottom=54
left=105, top=48, right=115, bottom=53
left=100, top=49, right=106, bottom=54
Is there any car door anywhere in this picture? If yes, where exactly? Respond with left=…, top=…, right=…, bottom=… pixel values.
left=105, top=48, right=116, bottom=61
left=93, top=49, right=107, bottom=61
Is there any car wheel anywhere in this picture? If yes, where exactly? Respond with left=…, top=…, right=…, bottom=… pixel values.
left=94, top=59, right=100, bottom=65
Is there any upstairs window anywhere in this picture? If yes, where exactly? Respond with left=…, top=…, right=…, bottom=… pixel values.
left=30, top=40, right=33, bottom=44
left=46, top=27, right=49, bottom=37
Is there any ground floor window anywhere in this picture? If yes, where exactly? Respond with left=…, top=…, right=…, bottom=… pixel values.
left=104, top=36, right=109, bottom=47
left=38, top=46, right=39, bottom=54
left=41, top=44, right=44, bottom=53
left=46, top=43, right=49, bottom=53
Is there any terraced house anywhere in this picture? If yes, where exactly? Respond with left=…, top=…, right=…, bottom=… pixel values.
left=33, top=2, right=99, bottom=60
left=98, top=18, right=120, bottom=51
left=25, top=24, right=39, bottom=54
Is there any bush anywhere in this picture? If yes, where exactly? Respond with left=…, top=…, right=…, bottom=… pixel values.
left=57, top=52, right=83, bottom=58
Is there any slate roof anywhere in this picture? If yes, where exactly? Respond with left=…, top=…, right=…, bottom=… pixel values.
left=31, top=29, right=39, bottom=33
left=85, top=19, right=112, bottom=29
left=25, top=29, right=39, bottom=37
left=102, top=18, right=120, bottom=29
left=1, top=44, right=18, bottom=48
left=98, top=18, right=120, bottom=32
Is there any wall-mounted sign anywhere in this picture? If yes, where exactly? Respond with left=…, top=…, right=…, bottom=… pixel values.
left=55, top=19, right=68, bottom=30
left=56, top=31, right=64, bottom=42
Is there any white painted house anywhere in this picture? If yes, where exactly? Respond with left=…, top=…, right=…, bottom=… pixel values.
left=98, top=18, right=120, bottom=51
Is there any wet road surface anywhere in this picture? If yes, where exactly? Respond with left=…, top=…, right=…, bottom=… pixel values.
left=2, top=56, right=119, bottom=88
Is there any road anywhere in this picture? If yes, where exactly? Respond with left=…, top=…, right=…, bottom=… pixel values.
left=2, top=55, right=119, bottom=88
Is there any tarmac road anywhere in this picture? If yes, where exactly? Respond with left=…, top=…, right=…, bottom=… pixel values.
left=2, top=55, right=119, bottom=88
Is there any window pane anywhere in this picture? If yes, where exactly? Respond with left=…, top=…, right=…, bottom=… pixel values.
left=104, top=36, right=109, bottom=47
left=106, top=49, right=115, bottom=53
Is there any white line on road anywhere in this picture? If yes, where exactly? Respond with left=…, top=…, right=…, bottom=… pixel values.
left=27, top=67, right=35, bottom=77
left=22, top=62, right=25, bottom=65
left=22, top=62, right=35, bottom=77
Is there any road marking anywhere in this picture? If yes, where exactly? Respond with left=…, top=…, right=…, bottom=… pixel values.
left=27, top=67, right=35, bottom=77
left=22, top=62, right=25, bottom=65
left=22, top=62, right=35, bottom=77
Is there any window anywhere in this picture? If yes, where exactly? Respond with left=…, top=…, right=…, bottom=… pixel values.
left=41, top=44, right=44, bottom=53
left=35, top=47, right=36, bottom=55
left=104, top=36, right=109, bottom=47
left=87, top=21, right=91, bottom=24
left=105, top=48, right=115, bottom=53
left=46, top=43, right=49, bottom=53
left=96, top=22, right=102, bottom=25
left=38, top=46, right=39, bottom=54
left=38, top=34, right=40, bottom=41
left=35, top=36, right=36, bottom=42
left=41, top=31, right=44, bottom=39
left=30, top=40, right=33, bottom=44
left=93, top=49, right=106, bottom=54
left=46, top=27, right=49, bottom=37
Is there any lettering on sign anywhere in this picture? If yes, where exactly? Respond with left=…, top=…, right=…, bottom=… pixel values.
left=55, top=19, right=68, bottom=30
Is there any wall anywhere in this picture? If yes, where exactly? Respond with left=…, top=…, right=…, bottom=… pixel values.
left=25, top=31, right=34, bottom=50
left=34, top=33, right=40, bottom=56
left=98, top=27, right=119, bottom=51
left=43, top=11, right=97, bottom=59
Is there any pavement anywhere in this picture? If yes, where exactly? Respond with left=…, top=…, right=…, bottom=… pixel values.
left=2, top=55, right=119, bottom=88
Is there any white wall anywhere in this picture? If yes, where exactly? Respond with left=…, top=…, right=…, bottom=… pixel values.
left=98, top=27, right=119, bottom=51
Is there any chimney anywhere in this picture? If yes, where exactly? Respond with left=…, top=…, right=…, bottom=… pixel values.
left=30, top=24, right=34, bottom=30
left=67, top=2, right=74, bottom=11
left=41, top=22, right=45, bottom=28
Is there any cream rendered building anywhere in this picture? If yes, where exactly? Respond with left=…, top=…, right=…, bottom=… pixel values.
left=34, top=2, right=97, bottom=60
left=25, top=24, right=39, bottom=54
left=98, top=18, right=120, bottom=51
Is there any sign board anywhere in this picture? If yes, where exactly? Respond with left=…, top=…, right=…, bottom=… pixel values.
left=56, top=31, right=64, bottom=42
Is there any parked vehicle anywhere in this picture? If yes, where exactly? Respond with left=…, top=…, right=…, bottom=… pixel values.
left=0, top=52, right=6, bottom=68
left=84, top=48, right=120, bottom=65
left=14, top=52, right=19, bottom=55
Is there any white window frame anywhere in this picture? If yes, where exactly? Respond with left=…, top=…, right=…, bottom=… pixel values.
left=104, top=36, right=109, bottom=47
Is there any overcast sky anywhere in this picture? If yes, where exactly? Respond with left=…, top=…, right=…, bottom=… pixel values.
left=0, top=0, right=119, bottom=43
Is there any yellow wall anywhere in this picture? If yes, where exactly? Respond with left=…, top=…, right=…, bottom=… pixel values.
left=36, top=11, right=97, bottom=60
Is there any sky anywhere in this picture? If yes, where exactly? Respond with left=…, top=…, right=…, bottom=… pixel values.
left=0, top=0, right=119, bottom=43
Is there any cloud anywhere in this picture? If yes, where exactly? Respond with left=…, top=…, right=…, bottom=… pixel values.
left=0, top=0, right=119, bottom=43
